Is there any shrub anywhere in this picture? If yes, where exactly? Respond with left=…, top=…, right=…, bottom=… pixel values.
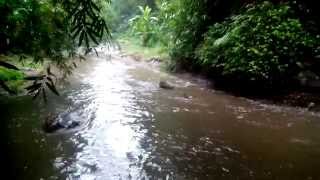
left=196, top=1, right=320, bottom=84
left=129, top=6, right=158, bottom=46
left=168, top=0, right=208, bottom=60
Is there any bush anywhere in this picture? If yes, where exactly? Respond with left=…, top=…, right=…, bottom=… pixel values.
left=167, top=0, right=208, bottom=60
left=0, top=0, right=111, bottom=96
left=196, top=1, right=320, bottom=84
left=0, top=0, right=111, bottom=60
left=129, top=6, right=158, bottom=46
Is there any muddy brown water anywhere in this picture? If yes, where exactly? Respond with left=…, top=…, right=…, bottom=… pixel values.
left=1, top=50, right=320, bottom=180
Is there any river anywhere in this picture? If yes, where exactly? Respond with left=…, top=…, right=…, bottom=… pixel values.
left=1, top=49, right=320, bottom=180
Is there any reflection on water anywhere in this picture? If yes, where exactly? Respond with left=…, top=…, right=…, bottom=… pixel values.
left=68, top=59, right=147, bottom=179
left=2, top=51, right=320, bottom=180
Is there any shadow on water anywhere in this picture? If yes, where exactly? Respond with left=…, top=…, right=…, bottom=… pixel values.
left=2, top=50, right=320, bottom=179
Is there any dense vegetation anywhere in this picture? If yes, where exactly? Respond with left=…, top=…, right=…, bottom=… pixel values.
left=1, top=0, right=320, bottom=96
left=0, top=0, right=111, bottom=97
left=123, top=0, right=320, bottom=90
left=196, top=2, right=319, bottom=84
left=0, top=0, right=111, bottom=58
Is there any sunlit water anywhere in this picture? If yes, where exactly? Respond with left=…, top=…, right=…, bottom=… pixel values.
left=2, top=50, right=320, bottom=180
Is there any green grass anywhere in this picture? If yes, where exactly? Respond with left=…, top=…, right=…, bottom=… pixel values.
left=0, top=54, right=44, bottom=94
left=118, top=36, right=169, bottom=61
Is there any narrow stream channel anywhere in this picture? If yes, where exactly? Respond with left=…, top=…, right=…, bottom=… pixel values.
left=2, top=50, right=320, bottom=180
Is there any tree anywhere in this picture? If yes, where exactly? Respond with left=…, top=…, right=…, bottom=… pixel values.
left=129, top=6, right=158, bottom=46
left=0, top=0, right=112, bottom=98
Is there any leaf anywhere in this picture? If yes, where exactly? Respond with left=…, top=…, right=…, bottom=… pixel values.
left=93, top=48, right=99, bottom=56
left=42, top=88, right=47, bottom=103
left=90, top=0, right=100, bottom=12
left=46, top=67, right=57, bottom=81
left=25, top=83, right=42, bottom=90
left=19, top=55, right=27, bottom=61
left=85, top=32, right=89, bottom=49
left=32, top=89, right=41, bottom=100
left=24, top=75, right=46, bottom=81
left=46, top=76, right=55, bottom=85
left=72, top=26, right=82, bottom=39
left=45, top=82, right=60, bottom=96
left=33, top=56, right=43, bottom=63
left=46, top=66, right=52, bottom=76
left=79, top=30, right=85, bottom=47
left=88, top=28, right=99, bottom=45
left=0, top=61, right=20, bottom=70
left=85, top=48, right=92, bottom=55
left=0, top=81, right=16, bottom=95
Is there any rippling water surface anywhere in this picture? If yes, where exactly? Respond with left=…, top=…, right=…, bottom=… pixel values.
left=2, top=51, right=320, bottom=180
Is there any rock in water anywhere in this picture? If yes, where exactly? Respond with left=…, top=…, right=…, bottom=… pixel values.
left=43, top=113, right=64, bottom=133
left=66, top=121, right=80, bottom=129
left=43, top=113, right=80, bottom=133
left=159, top=81, right=175, bottom=90
left=308, top=102, right=316, bottom=110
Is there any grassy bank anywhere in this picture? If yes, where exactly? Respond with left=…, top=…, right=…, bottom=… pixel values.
left=0, top=55, right=44, bottom=94
left=117, top=36, right=169, bottom=61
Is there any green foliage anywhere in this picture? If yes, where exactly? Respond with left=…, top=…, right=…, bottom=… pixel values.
left=67, top=0, right=111, bottom=49
left=0, top=0, right=111, bottom=96
left=125, top=0, right=209, bottom=57
left=0, top=0, right=111, bottom=60
left=0, top=67, right=24, bottom=81
left=0, top=65, right=24, bottom=94
left=153, top=1, right=177, bottom=48
left=196, top=1, right=320, bottom=83
left=0, top=0, right=68, bottom=57
left=156, top=0, right=241, bottom=60
left=24, top=66, right=60, bottom=101
left=102, top=0, right=150, bottom=33
left=129, top=6, right=158, bottom=46
left=118, top=36, right=169, bottom=60
left=164, top=0, right=208, bottom=60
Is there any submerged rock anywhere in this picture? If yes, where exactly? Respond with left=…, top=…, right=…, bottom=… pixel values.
left=308, top=102, right=316, bottom=110
left=43, top=113, right=80, bottom=133
left=159, top=81, right=175, bottom=90
left=43, top=113, right=63, bottom=133
left=183, top=93, right=192, bottom=99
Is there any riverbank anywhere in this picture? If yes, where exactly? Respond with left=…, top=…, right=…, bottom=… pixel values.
left=117, top=36, right=169, bottom=62
left=118, top=40, right=320, bottom=112
left=0, top=54, right=44, bottom=94
left=0, top=53, right=86, bottom=97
